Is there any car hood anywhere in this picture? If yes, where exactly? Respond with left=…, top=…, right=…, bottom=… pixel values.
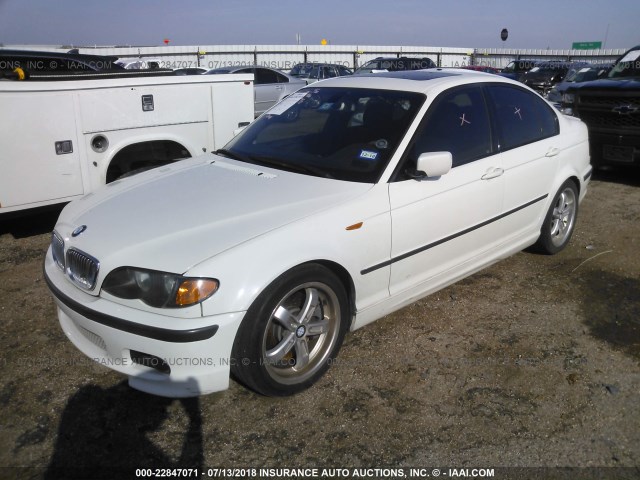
left=569, top=78, right=640, bottom=92
left=56, top=155, right=371, bottom=279
left=522, top=71, right=562, bottom=84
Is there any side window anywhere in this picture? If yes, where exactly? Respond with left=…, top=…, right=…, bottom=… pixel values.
left=254, top=68, right=279, bottom=84
left=410, top=85, right=493, bottom=169
left=275, top=71, right=289, bottom=83
left=487, top=84, right=559, bottom=151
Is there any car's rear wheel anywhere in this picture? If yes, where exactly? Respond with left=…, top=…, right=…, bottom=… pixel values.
left=231, top=264, right=349, bottom=396
left=533, top=180, right=578, bottom=254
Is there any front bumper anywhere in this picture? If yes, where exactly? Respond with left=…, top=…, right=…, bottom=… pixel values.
left=44, top=252, right=245, bottom=397
left=588, top=131, right=640, bottom=166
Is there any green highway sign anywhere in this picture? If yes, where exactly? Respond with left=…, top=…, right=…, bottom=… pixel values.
left=572, top=41, right=602, bottom=50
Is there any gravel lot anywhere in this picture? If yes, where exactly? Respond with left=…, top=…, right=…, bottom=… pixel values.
left=0, top=170, right=639, bottom=479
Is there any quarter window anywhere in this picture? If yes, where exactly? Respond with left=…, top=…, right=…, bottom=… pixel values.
left=254, top=68, right=279, bottom=84
left=486, top=84, right=559, bottom=151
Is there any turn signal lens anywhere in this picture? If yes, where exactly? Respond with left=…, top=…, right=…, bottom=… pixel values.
left=175, top=279, right=219, bottom=306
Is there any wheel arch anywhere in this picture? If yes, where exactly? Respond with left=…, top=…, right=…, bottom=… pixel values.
left=304, top=259, right=357, bottom=328
left=104, top=137, right=195, bottom=183
left=566, top=174, right=581, bottom=194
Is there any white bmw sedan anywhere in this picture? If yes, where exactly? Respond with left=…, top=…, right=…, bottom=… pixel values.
left=44, top=70, right=592, bottom=397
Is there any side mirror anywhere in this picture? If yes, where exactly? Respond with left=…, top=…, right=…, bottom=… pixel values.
left=407, top=151, right=452, bottom=180
left=233, top=122, right=250, bottom=137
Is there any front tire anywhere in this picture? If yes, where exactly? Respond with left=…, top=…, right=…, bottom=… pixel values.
left=533, top=180, right=578, bottom=254
left=231, top=264, right=349, bottom=396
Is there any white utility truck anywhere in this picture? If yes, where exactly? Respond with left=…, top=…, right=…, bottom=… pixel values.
left=0, top=72, right=254, bottom=214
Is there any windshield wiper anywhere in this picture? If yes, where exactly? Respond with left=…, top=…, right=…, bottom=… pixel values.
left=213, top=148, right=252, bottom=163
left=248, top=155, right=334, bottom=179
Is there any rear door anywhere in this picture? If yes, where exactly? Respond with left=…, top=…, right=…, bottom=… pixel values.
left=486, top=84, right=561, bottom=242
left=253, top=67, right=283, bottom=115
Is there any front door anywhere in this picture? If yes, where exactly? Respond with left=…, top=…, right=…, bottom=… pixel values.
left=388, top=84, right=504, bottom=296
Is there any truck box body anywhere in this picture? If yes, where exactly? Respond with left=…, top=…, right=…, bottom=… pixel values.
left=0, top=74, right=254, bottom=213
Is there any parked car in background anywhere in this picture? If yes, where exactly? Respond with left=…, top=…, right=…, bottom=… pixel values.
left=174, top=67, right=207, bottom=75
left=206, top=65, right=306, bottom=116
left=289, top=63, right=353, bottom=84
left=520, top=61, right=583, bottom=97
left=460, top=65, right=500, bottom=74
left=44, top=70, right=591, bottom=398
left=547, top=63, right=611, bottom=105
left=116, top=58, right=163, bottom=70
left=355, top=56, right=436, bottom=74
left=499, top=59, right=539, bottom=80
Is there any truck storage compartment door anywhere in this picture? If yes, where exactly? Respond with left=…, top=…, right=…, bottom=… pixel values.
left=0, top=92, right=84, bottom=208
left=78, top=84, right=210, bottom=133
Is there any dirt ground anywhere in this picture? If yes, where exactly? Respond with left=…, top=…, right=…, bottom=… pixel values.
left=0, top=169, right=638, bottom=480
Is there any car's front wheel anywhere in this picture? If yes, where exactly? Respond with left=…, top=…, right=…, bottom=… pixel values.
left=231, top=264, right=349, bottom=396
left=533, top=179, right=579, bottom=254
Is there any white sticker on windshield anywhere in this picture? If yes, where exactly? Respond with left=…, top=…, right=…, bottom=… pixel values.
left=578, top=67, right=591, bottom=73
left=529, top=67, right=540, bottom=72
left=318, top=102, right=334, bottom=111
left=619, top=50, right=640, bottom=63
left=359, top=150, right=378, bottom=161
left=267, top=92, right=308, bottom=115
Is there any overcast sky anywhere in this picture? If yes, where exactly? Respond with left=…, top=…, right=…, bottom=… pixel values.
left=0, top=0, right=637, bottom=50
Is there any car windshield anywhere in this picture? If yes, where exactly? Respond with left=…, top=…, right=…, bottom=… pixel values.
left=503, top=60, right=537, bottom=73
left=527, top=64, right=566, bottom=75
left=290, top=64, right=313, bottom=77
left=356, top=58, right=432, bottom=74
left=356, top=60, right=386, bottom=73
left=609, top=49, right=640, bottom=79
left=565, top=66, right=606, bottom=83
left=221, top=87, right=425, bottom=183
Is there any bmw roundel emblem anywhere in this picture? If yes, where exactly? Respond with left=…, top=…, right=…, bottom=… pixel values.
left=71, top=225, right=87, bottom=237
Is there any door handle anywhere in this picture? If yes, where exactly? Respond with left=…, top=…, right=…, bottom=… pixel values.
left=545, top=147, right=560, bottom=157
left=481, top=167, right=504, bottom=180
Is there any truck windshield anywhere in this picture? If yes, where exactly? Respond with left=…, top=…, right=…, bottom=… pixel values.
left=609, top=48, right=640, bottom=79
left=221, top=87, right=425, bottom=183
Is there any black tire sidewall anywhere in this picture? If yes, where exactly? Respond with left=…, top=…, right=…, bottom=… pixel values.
left=231, top=264, right=349, bottom=396
left=536, top=179, right=579, bottom=255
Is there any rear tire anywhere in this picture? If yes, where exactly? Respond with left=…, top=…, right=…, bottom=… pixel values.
left=533, top=180, right=578, bottom=254
left=231, top=264, right=349, bottom=396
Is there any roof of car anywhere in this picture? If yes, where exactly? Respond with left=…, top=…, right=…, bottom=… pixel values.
left=316, top=68, right=516, bottom=94
left=206, top=65, right=293, bottom=75
left=354, top=70, right=457, bottom=81
left=292, top=62, right=348, bottom=67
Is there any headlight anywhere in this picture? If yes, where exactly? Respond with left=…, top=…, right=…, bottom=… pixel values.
left=102, top=267, right=219, bottom=308
left=562, top=93, right=575, bottom=105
